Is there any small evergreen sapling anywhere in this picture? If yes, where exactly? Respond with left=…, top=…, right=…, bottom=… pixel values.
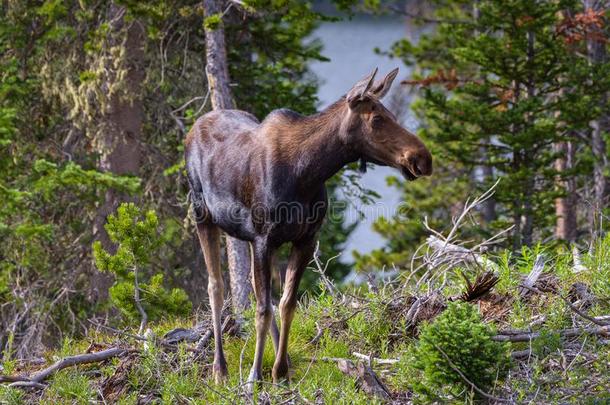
left=93, top=203, right=191, bottom=333
left=408, top=301, right=509, bottom=402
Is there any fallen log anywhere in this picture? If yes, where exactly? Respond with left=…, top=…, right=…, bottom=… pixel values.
left=337, top=359, right=391, bottom=400
left=493, top=325, right=610, bottom=342
left=306, top=355, right=392, bottom=400
left=510, top=349, right=532, bottom=359
left=31, top=347, right=127, bottom=383
left=0, top=375, right=29, bottom=383
left=0, top=347, right=128, bottom=386
left=8, top=381, right=46, bottom=389
left=352, top=352, right=399, bottom=365
left=518, top=254, right=545, bottom=297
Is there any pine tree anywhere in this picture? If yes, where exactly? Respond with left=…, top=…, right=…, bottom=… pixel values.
left=93, top=203, right=191, bottom=334
left=358, top=0, right=610, bottom=272
left=0, top=0, right=358, bottom=353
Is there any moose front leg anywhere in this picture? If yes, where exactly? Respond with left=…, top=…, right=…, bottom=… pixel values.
left=272, top=238, right=316, bottom=383
left=247, top=240, right=274, bottom=385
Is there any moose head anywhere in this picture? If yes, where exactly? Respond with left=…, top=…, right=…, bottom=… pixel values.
left=344, top=68, right=433, bottom=180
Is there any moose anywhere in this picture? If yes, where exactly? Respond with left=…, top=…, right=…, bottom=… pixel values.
left=185, top=68, right=432, bottom=385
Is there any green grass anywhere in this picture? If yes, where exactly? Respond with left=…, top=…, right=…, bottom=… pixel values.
left=0, top=386, right=25, bottom=405
left=4, top=245, right=610, bottom=403
left=42, top=369, right=95, bottom=404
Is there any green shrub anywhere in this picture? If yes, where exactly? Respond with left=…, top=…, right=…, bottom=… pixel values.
left=93, top=203, right=191, bottom=326
left=109, top=273, right=191, bottom=323
left=532, top=330, right=562, bottom=357
left=408, top=302, right=510, bottom=402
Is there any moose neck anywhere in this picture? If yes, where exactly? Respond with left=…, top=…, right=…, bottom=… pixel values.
left=285, top=100, right=360, bottom=189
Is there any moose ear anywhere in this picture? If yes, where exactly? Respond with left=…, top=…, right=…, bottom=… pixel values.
left=346, top=67, right=378, bottom=109
left=371, top=68, right=399, bottom=99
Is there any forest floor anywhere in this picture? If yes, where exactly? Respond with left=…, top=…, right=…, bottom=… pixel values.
left=1, top=240, right=610, bottom=404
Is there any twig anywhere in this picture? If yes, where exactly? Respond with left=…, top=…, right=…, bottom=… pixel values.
left=561, top=296, right=608, bottom=327
left=306, top=356, right=351, bottom=363
left=89, top=320, right=193, bottom=350
left=416, top=180, right=510, bottom=292
left=352, top=352, right=399, bottom=365
left=31, top=347, right=127, bottom=383
left=311, top=242, right=341, bottom=295
left=308, top=321, right=324, bottom=346
left=195, top=316, right=231, bottom=354
left=426, top=235, right=499, bottom=271
left=518, top=284, right=609, bottom=327
left=239, top=333, right=250, bottom=387
left=195, top=330, right=213, bottom=353
left=170, top=95, right=208, bottom=114
left=565, top=336, right=588, bottom=372
left=88, top=320, right=147, bottom=342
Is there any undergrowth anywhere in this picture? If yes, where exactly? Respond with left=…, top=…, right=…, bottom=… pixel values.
left=2, top=243, right=610, bottom=404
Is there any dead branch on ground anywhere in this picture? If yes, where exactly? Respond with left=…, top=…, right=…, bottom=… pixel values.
left=518, top=255, right=546, bottom=297
left=493, top=325, right=610, bottom=342
left=2, top=347, right=128, bottom=388
left=336, top=359, right=391, bottom=400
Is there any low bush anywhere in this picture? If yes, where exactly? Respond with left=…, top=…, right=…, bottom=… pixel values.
left=407, top=301, right=510, bottom=402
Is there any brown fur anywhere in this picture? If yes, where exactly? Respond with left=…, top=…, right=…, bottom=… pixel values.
left=185, top=68, right=432, bottom=386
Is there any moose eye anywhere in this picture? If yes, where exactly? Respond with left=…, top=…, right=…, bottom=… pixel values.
left=372, top=115, right=383, bottom=127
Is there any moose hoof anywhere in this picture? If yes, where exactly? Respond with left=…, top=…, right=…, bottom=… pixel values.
left=272, top=362, right=290, bottom=385
left=213, top=362, right=228, bottom=384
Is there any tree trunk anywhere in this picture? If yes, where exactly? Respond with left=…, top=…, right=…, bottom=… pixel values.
left=473, top=1, right=496, bottom=224
left=554, top=140, right=577, bottom=241
left=202, top=0, right=252, bottom=314
left=521, top=30, right=536, bottom=247
left=511, top=81, right=522, bottom=250
left=553, top=79, right=578, bottom=242
left=585, top=0, right=608, bottom=237
left=92, top=3, right=144, bottom=301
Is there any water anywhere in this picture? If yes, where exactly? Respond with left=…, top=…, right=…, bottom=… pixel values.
left=309, top=15, right=416, bottom=262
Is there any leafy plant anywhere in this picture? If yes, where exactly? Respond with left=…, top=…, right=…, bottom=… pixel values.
left=93, top=203, right=191, bottom=332
left=408, top=301, right=510, bottom=402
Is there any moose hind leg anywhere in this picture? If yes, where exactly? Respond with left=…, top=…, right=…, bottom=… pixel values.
left=248, top=240, right=273, bottom=384
left=272, top=239, right=316, bottom=383
left=196, top=222, right=227, bottom=384
left=270, top=312, right=280, bottom=354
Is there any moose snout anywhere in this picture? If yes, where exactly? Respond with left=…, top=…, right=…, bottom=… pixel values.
left=403, top=149, right=433, bottom=179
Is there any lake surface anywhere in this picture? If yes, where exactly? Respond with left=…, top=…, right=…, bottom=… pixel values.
left=309, top=15, right=418, bottom=262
